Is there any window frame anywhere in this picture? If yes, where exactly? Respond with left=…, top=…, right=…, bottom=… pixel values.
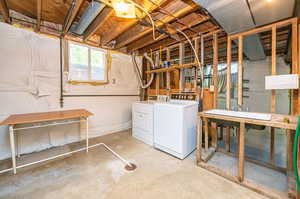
left=67, top=41, right=108, bottom=85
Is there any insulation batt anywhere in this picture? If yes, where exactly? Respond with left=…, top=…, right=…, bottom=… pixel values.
left=0, top=22, right=141, bottom=160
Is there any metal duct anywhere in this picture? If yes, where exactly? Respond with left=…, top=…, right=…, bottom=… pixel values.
left=193, top=0, right=266, bottom=60
left=71, top=1, right=105, bottom=35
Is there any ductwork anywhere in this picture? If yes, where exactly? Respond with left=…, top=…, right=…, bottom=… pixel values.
left=70, top=1, right=105, bottom=35
left=193, top=0, right=295, bottom=61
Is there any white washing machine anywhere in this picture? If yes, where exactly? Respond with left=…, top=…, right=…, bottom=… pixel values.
left=153, top=100, right=198, bottom=159
left=132, top=101, right=154, bottom=146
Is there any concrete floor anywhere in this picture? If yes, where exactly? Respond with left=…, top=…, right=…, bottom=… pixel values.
left=0, top=130, right=268, bottom=199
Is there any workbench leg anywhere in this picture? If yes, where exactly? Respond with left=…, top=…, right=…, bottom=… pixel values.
left=204, top=117, right=209, bottom=151
left=225, top=127, right=231, bottom=152
left=9, top=125, right=17, bottom=174
left=211, top=122, right=218, bottom=148
left=196, top=117, right=203, bottom=164
left=86, top=117, right=89, bottom=153
left=238, top=122, right=245, bottom=182
left=270, top=127, right=275, bottom=164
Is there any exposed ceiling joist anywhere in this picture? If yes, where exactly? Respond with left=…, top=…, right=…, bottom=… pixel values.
left=0, top=0, right=10, bottom=23
left=83, top=7, right=114, bottom=41
left=127, top=14, right=210, bottom=52
left=114, top=3, right=197, bottom=49
left=36, top=0, right=42, bottom=32
left=99, top=0, right=171, bottom=46
left=62, top=0, right=85, bottom=35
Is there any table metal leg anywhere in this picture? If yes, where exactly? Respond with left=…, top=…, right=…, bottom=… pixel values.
left=86, top=117, right=89, bottom=153
left=9, top=125, right=17, bottom=174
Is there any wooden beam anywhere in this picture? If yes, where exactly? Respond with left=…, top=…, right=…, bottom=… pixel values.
left=179, top=42, right=184, bottom=92
left=0, top=0, right=10, bottom=23
left=291, top=19, right=299, bottom=115
left=62, top=0, right=85, bottom=35
left=238, top=35, right=243, bottom=106
left=213, top=33, right=218, bottom=108
left=115, top=4, right=197, bottom=49
left=100, top=0, right=171, bottom=46
left=128, top=15, right=210, bottom=52
left=83, top=7, right=113, bottom=41
left=36, top=0, right=42, bottom=32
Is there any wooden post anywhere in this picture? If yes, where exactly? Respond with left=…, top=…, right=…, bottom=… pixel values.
left=36, top=0, right=42, bottom=32
left=156, top=73, right=160, bottom=96
left=226, top=36, right=232, bottom=152
left=196, top=117, right=203, bottom=164
left=204, top=117, right=209, bottom=151
left=213, top=33, right=218, bottom=108
left=179, top=42, right=185, bottom=92
left=270, top=25, right=277, bottom=164
left=238, top=122, right=245, bottom=182
left=194, top=37, right=199, bottom=92
left=292, top=19, right=299, bottom=115
left=238, top=35, right=243, bottom=106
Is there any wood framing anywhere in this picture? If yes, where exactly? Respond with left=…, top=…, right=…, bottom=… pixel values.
left=213, top=33, right=218, bottom=108
left=36, top=0, right=42, bottom=32
left=62, top=0, right=85, bottom=35
left=0, top=0, right=10, bottom=23
left=226, top=36, right=232, bottom=110
left=237, top=35, right=243, bottom=106
left=179, top=42, right=185, bottom=92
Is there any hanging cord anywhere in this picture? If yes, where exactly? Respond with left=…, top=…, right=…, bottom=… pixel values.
left=175, top=29, right=204, bottom=99
left=126, top=0, right=158, bottom=41
left=293, top=117, right=300, bottom=191
left=132, top=52, right=155, bottom=89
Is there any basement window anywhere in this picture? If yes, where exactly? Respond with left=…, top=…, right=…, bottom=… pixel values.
left=68, top=42, right=108, bottom=84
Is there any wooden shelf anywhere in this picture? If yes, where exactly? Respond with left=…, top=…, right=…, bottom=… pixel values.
left=145, top=63, right=198, bottom=74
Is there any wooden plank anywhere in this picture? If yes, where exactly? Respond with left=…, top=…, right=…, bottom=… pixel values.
left=0, top=0, right=10, bottom=23
left=213, top=33, right=218, bottom=108
left=226, top=36, right=232, bottom=110
left=198, top=112, right=298, bottom=131
left=238, top=122, right=245, bottom=182
left=291, top=19, right=299, bottom=115
left=62, top=0, right=85, bottom=35
left=36, top=0, right=42, bottom=32
left=204, top=117, right=209, bottom=151
left=238, top=35, right=243, bottom=106
left=194, top=37, right=199, bottom=91
left=179, top=42, right=184, bottom=92
left=270, top=25, right=277, bottom=164
left=83, top=7, right=113, bottom=41
left=166, top=48, right=171, bottom=96
left=211, top=122, right=217, bottom=148
left=115, top=3, right=197, bottom=49
left=0, top=109, right=93, bottom=126
left=156, top=73, right=160, bottom=95
left=230, top=17, right=297, bottom=39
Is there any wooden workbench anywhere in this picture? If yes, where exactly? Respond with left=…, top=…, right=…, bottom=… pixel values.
left=0, top=109, right=93, bottom=174
left=196, top=111, right=299, bottom=199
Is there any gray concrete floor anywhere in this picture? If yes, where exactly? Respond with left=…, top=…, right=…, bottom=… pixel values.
left=0, top=130, right=268, bottom=199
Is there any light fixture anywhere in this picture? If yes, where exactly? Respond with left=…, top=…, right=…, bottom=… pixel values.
left=112, top=0, right=136, bottom=18
left=266, top=0, right=272, bottom=2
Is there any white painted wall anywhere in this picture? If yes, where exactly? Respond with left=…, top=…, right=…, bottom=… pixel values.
left=0, top=23, right=141, bottom=160
left=243, top=57, right=290, bottom=114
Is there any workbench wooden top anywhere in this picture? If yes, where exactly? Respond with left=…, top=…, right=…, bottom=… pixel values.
left=199, top=111, right=298, bottom=130
left=0, top=109, right=93, bottom=126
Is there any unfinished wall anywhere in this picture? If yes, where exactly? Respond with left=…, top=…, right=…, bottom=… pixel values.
left=0, top=23, right=141, bottom=160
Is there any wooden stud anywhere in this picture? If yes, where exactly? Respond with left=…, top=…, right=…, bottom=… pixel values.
left=226, top=36, right=232, bottom=110
left=156, top=73, right=160, bottom=96
left=194, top=37, right=199, bottom=91
left=238, top=122, right=245, bottom=182
left=238, top=35, right=243, bottom=106
left=270, top=25, right=277, bottom=164
left=291, top=19, right=299, bottom=115
left=36, top=0, right=42, bottom=32
left=0, top=0, right=10, bottom=23
left=166, top=48, right=171, bottom=96
left=213, top=33, right=218, bottom=108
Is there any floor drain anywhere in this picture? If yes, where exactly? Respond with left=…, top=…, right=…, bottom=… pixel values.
left=124, top=163, right=137, bottom=171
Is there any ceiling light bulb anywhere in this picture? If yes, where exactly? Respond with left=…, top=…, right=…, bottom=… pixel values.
left=112, top=0, right=136, bottom=18
left=266, top=0, right=272, bottom=2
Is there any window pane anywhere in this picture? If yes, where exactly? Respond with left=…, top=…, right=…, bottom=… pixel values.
left=91, top=49, right=105, bottom=81
left=69, top=43, right=89, bottom=81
